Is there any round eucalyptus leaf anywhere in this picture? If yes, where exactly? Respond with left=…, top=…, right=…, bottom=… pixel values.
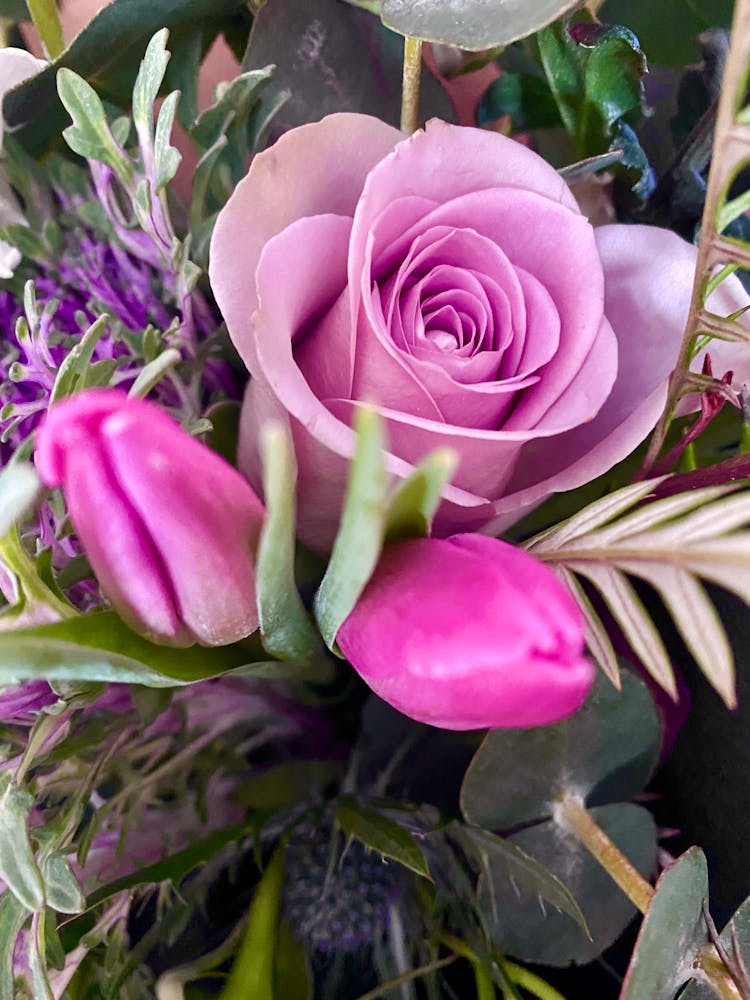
left=460, top=670, right=661, bottom=830
left=479, top=803, right=657, bottom=966
left=381, top=0, right=582, bottom=51
left=621, top=847, right=708, bottom=999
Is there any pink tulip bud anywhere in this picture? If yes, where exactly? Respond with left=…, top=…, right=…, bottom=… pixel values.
left=337, top=534, right=594, bottom=730
left=35, top=390, right=265, bottom=647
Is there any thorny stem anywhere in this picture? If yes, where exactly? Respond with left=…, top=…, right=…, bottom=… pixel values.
left=400, top=36, right=423, bottom=134
left=557, top=794, right=742, bottom=1000
left=640, top=0, right=750, bottom=476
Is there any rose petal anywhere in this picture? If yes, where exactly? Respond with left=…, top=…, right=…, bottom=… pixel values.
left=209, top=113, right=402, bottom=359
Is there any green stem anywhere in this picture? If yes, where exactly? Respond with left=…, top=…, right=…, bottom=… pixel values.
left=352, top=954, right=457, bottom=1000
left=502, top=960, right=567, bottom=1000
left=27, top=0, right=65, bottom=59
left=440, top=934, right=495, bottom=999
left=400, top=36, right=423, bottom=134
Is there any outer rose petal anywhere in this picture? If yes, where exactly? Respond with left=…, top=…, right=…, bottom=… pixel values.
left=486, top=225, right=750, bottom=526
left=209, top=112, right=402, bottom=344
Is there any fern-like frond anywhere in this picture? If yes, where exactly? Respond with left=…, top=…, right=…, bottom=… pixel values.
left=525, top=482, right=750, bottom=707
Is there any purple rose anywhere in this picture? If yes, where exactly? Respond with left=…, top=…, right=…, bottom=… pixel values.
left=210, top=114, right=750, bottom=552
left=35, top=389, right=265, bottom=646
left=337, top=534, right=593, bottom=730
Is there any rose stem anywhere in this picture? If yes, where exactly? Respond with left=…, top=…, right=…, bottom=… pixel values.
left=27, top=0, right=65, bottom=58
left=556, top=794, right=742, bottom=1000
left=400, top=36, right=423, bottom=134
left=639, top=0, right=750, bottom=477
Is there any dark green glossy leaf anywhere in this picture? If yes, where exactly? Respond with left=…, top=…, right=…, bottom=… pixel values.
left=243, top=0, right=452, bottom=133
left=621, top=848, right=708, bottom=999
left=335, top=798, right=431, bottom=879
left=220, top=847, right=286, bottom=1000
left=478, top=72, right=562, bottom=130
left=381, top=0, right=580, bottom=50
left=480, top=804, right=657, bottom=966
left=0, top=611, right=264, bottom=687
left=599, top=0, right=733, bottom=68
left=538, top=21, right=646, bottom=159
left=4, top=0, right=245, bottom=155
left=460, top=670, right=661, bottom=830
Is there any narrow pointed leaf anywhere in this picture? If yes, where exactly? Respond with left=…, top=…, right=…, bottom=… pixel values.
left=0, top=774, right=45, bottom=912
left=0, top=463, right=41, bottom=538
left=554, top=566, right=620, bottom=687
left=335, top=799, right=431, bottom=880
left=314, top=408, right=387, bottom=650
left=385, top=447, right=457, bottom=541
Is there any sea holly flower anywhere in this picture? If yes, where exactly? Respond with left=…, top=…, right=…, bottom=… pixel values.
left=210, top=114, right=750, bottom=552
left=35, top=389, right=265, bottom=646
left=337, top=534, right=593, bottom=730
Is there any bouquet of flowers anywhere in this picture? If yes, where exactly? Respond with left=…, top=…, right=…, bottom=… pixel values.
left=0, top=0, right=749, bottom=996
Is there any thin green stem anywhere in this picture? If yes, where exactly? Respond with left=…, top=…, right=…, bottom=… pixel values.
left=27, top=0, right=65, bottom=59
left=400, top=36, right=423, bottom=134
left=352, top=955, right=457, bottom=1000
left=502, top=960, right=567, bottom=1000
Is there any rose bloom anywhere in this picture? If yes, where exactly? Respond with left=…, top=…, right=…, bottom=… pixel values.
left=210, top=114, right=750, bottom=552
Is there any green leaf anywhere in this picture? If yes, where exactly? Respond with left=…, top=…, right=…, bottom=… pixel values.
left=49, top=314, right=110, bottom=405
left=380, top=0, right=581, bottom=50
left=599, top=0, right=733, bottom=68
left=479, top=804, right=657, bottom=967
left=538, top=22, right=646, bottom=160
left=235, top=760, right=340, bottom=811
left=385, top=448, right=457, bottom=541
left=5, top=0, right=245, bottom=156
left=456, top=825, right=587, bottom=932
left=0, top=773, right=45, bottom=912
left=154, top=90, right=182, bottom=192
left=478, top=73, right=562, bottom=131
left=274, top=923, right=313, bottom=1000
left=132, top=27, right=170, bottom=130
left=220, top=847, right=286, bottom=1000
left=460, top=670, right=661, bottom=830
left=41, top=853, right=85, bottom=915
left=620, top=848, right=709, bottom=999
left=56, top=68, right=131, bottom=179
left=335, top=798, right=431, bottom=880
left=0, top=463, right=41, bottom=538
left=0, top=894, right=27, bottom=1000
left=0, top=611, right=263, bottom=687
left=314, top=408, right=387, bottom=651
left=256, top=423, right=324, bottom=662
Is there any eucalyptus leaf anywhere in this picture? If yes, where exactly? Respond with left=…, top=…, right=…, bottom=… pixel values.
left=0, top=773, right=45, bottom=912
left=460, top=670, right=661, bottom=830
left=0, top=611, right=262, bottom=687
left=313, top=408, right=387, bottom=651
left=682, top=896, right=750, bottom=998
left=380, top=0, right=581, bottom=50
left=479, top=804, right=656, bottom=967
left=0, top=463, right=41, bottom=538
left=220, top=847, right=286, bottom=1000
left=256, top=423, right=324, bottom=662
left=335, top=798, right=431, bottom=880
left=620, top=848, right=709, bottom=999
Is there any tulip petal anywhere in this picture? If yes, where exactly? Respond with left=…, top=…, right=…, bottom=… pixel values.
left=102, top=405, right=264, bottom=646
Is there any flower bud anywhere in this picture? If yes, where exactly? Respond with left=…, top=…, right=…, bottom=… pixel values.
left=337, top=534, right=593, bottom=730
left=35, top=389, right=265, bottom=647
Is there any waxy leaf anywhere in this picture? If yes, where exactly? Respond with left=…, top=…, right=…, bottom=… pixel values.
left=620, top=848, right=709, bottom=999
left=0, top=894, right=28, bottom=1000
left=41, top=853, right=85, bottom=915
left=381, top=0, right=581, bottom=51
left=480, top=805, right=656, bottom=966
left=682, top=895, right=750, bottom=998
left=314, top=408, right=387, bottom=651
left=0, top=774, right=45, bottom=912
left=335, top=799, right=431, bottom=879
left=460, top=670, right=661, bottom=831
